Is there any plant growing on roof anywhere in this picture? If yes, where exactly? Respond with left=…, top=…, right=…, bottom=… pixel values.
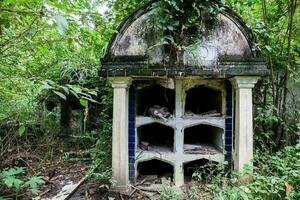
left=152, top=0, right=225, bottom=67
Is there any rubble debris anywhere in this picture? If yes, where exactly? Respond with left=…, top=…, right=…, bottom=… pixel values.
left=199, top=110, right=220, bottom=116
left=185, top=110, right=221, bottom=117
left=138, top=144, right=172, bottom=152
left=183, top=144, right=220, bottom=154
left=129, top=184, right=159, bottom=199
left=45, top=175, right=88, bottom=200
left=139, top=141, right=150, bottom=150
left=148, top=105, right=173, bottom=122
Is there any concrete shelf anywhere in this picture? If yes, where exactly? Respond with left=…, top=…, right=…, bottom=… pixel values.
left=181, top=116, right=225, bottom=129
left=181, top=152, right=225, bottom=164
left=135, top=116, right=175, bottom=128
left=183, top=144, right=222, bottom=155
left=136, top=149, right=176, bottom=164
left=136, top=148, right=224, bottom=166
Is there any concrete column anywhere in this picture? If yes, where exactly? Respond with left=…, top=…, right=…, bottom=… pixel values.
left=109, top=77, right=132, bottom=190
left=174, top=163, right=184, bottom=186
left=175, top=79, right=184, bottom=118
left=231, top=76, right=259, bottom=172
left=174, top=79, right=184, bottom=186
left=175, top=79, right=184, bottom=154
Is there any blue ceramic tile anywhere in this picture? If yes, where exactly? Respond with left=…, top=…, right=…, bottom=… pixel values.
left=225, top=122, right=232, bottom=127
left=226, top=109, right=232, bottom=116
left=225, top=137, right=232, bottom=144
left=129, top=149, right=135, bottom=157
left=225, top=153, right=232, bottom=160
left=225, top=124, right=232, bottom=131
left=225, top=81, right=233, bottom=173
left=129, top=136, right=135, bottom=143
left=129, top=143, right=135, bottom=149
left=129, top=164, right=135, bottom=171
left=225, top=131, right=232, bottom=138
left=129, top=170, right=135, bottom=179
left=225, top=117, right=232, bottom=122
left=129, top=158, right=135, bottom=164
left=129, top=127, right=135, bottom=133
left=226, top=102, right=232, bottom=108
left=225, top=145, right=232, bottom=152
left=130, top=113, right=135, bottom=118
left=129, top=107, right=135, bottom=113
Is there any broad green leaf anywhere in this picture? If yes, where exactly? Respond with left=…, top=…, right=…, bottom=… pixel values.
left=61, top=86, right=70, bottom=95
left=24, top=176, right=45, bottom=195
left=81, top=96, right=98, bottom=103
left=42, top=81, right=54, bottom=89
left=88, top=90, right=97, bottom=96
left=53, top=91, right=67, bottom=100
left=18, top=125, right=26, bottom=136
left=265, top=45, right=272, bottom=52
left=1, top=167, right=25, bottom=177
left=3, top=176, right=24, bottom=189
left=70, top=89, right=79, bottom=99
left=79, top=98, right=88, bottom=107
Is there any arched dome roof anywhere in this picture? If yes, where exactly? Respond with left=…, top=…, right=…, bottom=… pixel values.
left=100, top=1, right=268, bottom=77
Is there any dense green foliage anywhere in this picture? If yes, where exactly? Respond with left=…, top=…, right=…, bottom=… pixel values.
left=206, top=142, right=300, bottom=199
left=0, top=167, right=44, bottom=198
left=0, top=0, right=299, bottom=199
left=152, top=0, right=225, bottom=66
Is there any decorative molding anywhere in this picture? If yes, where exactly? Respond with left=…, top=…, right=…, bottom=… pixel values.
left=109, top=77, right=132, bottom=88
left=230, top=76, right=260, bottom=89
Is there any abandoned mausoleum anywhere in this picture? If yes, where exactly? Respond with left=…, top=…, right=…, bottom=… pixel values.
left=100, top=1, right=269, bottom=189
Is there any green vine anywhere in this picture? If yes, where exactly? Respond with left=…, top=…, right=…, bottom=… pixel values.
left=152, top=0, right=225, bottom=67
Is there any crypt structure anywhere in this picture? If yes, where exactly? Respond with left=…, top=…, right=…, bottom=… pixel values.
left=100, top=1, right=268, bottom=189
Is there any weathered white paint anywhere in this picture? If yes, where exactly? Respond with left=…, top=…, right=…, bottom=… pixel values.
left=109, top=77, right=132, bottom=190
left=231, top=76, right=259, bottom=172
left=174, top=79, right=184, bottom=186
left=109, top=8, right=253, bottom=67
left=135, top=78, right=226, bottom=186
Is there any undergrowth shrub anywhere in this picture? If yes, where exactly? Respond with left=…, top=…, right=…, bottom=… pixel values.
left=88, top=118, right=115, bottom=188
left=159, top=179, right=183, bottom=200
left=198, top=141, right=300, bottom=200
left=0, top=167, right=45, bottom=199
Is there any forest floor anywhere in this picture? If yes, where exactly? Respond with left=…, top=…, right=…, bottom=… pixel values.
left=23, top=159, right=129, bottom=200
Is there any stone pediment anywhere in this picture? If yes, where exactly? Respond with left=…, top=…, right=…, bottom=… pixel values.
left=100, top=1, right=268, bottom=77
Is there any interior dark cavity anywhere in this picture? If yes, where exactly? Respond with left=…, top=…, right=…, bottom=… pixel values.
left=185, top=86, right=222, bottom=115
left=137, top=123, right=174, bottom=152
left=137, top=159, right=173, bottom=180
left=184, top=159, right=219, bottom=182
left=184, top=124, right=223, bottom=152
left=136, top=84, right=175, bottom=116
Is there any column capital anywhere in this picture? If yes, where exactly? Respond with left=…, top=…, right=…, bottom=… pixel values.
left=230, top=76, right=260, bottom=89
left=108, top=77, right=132, bottom=88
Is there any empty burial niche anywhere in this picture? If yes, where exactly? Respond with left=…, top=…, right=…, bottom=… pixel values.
left=138, top=123, right=174, bottom=152
left=184, top=124, right=223, bottom=154
left=137, top=159, right=173, bottom=182
left=184, top=159, right=219, bottom=182
left=136, top=84, right=175, bottom=116
left=185, top=86, right=222, bottom=116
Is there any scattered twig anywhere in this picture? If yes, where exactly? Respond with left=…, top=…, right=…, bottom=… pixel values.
left=50, top=175, right=88, bottom=200
left=33, top=189, right=51, bottom=200
left=119, top=193, right=124, bottom=200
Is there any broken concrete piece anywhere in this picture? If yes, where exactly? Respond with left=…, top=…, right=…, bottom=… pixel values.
left=185, top=110, right=221, bottom=117
left=46, top=175, right=87, bottom=200
left=139, top=141, right=150, bottom=150
left=148, top=105, right=173, bottom=122
left=184, top=144, right=220, bottom=154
